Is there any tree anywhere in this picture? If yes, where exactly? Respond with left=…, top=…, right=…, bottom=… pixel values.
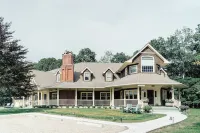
left=111, top=52, right=130, bottom=63
left=34, top=58, right=61, bottom=71
left=99, top=51, right=113, bottom=63
left=133, top=50, right=139, bottom=56
left=76, top=48, right=96, bottom=62
left=0, top=17, right=34, bottom=100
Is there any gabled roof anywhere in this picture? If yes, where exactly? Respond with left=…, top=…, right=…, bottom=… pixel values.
left=127, top=43, right=170, bottom=64
left=81, top=67, right=93, bottom=74
left=102, top=68, right=115, bottom=75
left=117, top=43, right=170, bottom=72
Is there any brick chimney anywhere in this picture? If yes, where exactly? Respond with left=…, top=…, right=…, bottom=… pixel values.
left=61, top=51, right=74, bottom=82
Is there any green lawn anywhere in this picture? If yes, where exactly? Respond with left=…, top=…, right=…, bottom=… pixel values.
left=150, top=109, right=200, bottom=133
left=0, top=108, right=165, bottom=123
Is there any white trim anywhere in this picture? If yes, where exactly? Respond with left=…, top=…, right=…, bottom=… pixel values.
left=141, top=56, right=155, bottom=73
left=102, top=68, right=115, bottom=74
left=81, top=67, right=93, bottom=74
left=83, top=71, right=91, bottom=81
left=127, top=43, right=170, bottom=64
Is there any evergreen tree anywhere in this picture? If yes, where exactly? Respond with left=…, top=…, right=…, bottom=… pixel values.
left=0, top=17, right=34, bottom=100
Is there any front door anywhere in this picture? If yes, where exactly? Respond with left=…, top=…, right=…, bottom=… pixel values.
left=147, top=90, right=154, bottom=105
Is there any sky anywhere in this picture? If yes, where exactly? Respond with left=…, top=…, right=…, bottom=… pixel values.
left=1, top=0, right=200, bottom=62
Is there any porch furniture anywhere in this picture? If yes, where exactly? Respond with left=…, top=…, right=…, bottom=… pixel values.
left=123, top=104, right=133, bottom=113
left=132, top=104, right=142, bottom=114
left=4, top=103, right=14, bottom=108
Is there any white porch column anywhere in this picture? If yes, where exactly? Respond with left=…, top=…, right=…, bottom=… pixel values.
left=22, top=96, right=25, bottom=108
left=112, top=88, right=114, bottom=106
left=93, top=88, right=95, bottom=106
left=47, top=90, right=50, bottom=106
left=75, top=88, right=77, bottom=106
left=137, top=86, right=140, bottom=104
left=37, top=91, right=39, bottom=105
left=178, top=88, right=181, bottom=106
left=172, top=85, right=175, bottom=100
left=57, top=89, right=59, bottom=106
left=110, top=88, right=112, bottom=106
left=41, top=91, right=43, bottom=105
left=124, top=90, right=126, bottom=106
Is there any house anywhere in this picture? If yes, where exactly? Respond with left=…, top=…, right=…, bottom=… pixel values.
left=15, top=43, right=185, bottom=108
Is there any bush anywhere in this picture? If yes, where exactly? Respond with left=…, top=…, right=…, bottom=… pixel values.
left=179, top=105, right=189, bottom=112
left=143, top=105, right=152, bottom=113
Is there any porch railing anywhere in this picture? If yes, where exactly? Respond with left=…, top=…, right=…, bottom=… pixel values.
left=49, top=99, right=57, bottom=105
left=114, top=99, right=138, bottom=107
left=59, top=99, right=75, bottom=106
left=77, top=100, right=93, bottom=106
left=94, top=100, right=110, bottom=106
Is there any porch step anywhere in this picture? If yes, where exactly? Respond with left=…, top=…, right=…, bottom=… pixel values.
left=152, top=106, right=179, bottom=112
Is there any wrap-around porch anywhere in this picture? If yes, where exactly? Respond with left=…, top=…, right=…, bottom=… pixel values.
left=31, top=85, right=181, bottom=107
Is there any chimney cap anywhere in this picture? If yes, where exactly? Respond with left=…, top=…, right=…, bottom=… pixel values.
left=63, top=50, right=72, bottom=55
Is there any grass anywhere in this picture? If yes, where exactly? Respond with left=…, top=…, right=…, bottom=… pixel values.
left=150, top=109, right=200, bottom=133
left=0, top=108, right=165, bottom=123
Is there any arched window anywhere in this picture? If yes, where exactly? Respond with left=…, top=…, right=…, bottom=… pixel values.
left=141, top=56, right=154, bottom=72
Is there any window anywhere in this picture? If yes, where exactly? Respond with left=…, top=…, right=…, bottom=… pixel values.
left=81, top=92, right=93, bottom=100
left=51, top=93, right=57, bottom=100
left=144, top=92, right=146, bottom=97
left=84, top=72, right=91, bottom=81
left=141, top=56, right=154, bottom=72
left=155, top=91, right=157, bottom=97
left=106, top=71, right=113, bottom=82
left=100, top=92, right=110, bottom=100
left=125, top=90, right=137, bottom=99
left=129, top=65, right=137, bottom=74
left=56, top=73, right=61, bottom=82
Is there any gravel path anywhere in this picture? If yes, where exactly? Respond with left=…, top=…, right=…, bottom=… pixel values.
left=0, top=114, right=126, bottom=133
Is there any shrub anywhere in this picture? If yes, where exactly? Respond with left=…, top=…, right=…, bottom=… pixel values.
left=143, top=105, right=152, bottom=113
left=179, top=105, right=189, bottom=112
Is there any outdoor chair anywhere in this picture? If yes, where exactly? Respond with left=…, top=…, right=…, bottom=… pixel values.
left=4, top=103, right=14, bottom=108
left=123, top=104, right=133, bottom=113
left=131, top=104, right=142, bottom=114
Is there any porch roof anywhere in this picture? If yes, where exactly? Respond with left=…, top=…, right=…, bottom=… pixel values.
left=106, top=73, right=186, bottom=88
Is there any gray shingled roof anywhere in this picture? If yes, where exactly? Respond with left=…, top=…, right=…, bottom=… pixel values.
left=33, top=62, right=184, bottom=90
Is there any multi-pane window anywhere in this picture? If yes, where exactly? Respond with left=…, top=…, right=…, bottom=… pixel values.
left=129, top=65, right=137, bottom=74
left=125, top=90, right=137, bottom=99
left=51, top=93, right=57, bottom=99
left=84, top=72, right=91, bottom=81
left=141, top=56, right=154, bottom=72
left=100, top=92, right=110, bottom=100
left=106, top=71, right=113, bottom=82
left=81, top=92, right=92, bottom=100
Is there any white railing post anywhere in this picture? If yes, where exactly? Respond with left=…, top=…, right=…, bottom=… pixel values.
left=41, top=92, right=43, bottom=105
left=22, top=96, right=25, bottom=108
left=124, top=90, right=126, bottom=106
left=172, top=85, right=175, bottom=100
left=110, top=88, right=112, bottom=106
left=37, top=91, right=40, bottom=105
left=93, top=88, right=95, bottom=106
left=47, top=90, right=50, bottom=106
left=137, top=86, right=140, bottom=104
left=57, top=89, right=59, bottom=106
left=112, top=88, right=114, bottom=107
left=75, top=88, right=77, bottom=106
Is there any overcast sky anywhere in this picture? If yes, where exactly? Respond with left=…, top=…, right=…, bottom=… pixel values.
left=1, top=0, right=200, bottom=62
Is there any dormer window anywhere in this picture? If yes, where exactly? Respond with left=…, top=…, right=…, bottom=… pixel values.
left=56, top=72, right=61, bottom=82
left=84, top=71, right=91, bottom=81
left=129, top=65, right=137, bottom=74
left=141, top=56, right=154, bottom=72
left=105, top=71, right=113, bottom=82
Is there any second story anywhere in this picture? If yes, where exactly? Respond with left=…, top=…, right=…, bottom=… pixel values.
left=116, top=43, right=170, bottom=78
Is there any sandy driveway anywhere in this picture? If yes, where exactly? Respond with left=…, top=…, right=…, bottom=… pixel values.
left=0, top=114, right=127, bottom=133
